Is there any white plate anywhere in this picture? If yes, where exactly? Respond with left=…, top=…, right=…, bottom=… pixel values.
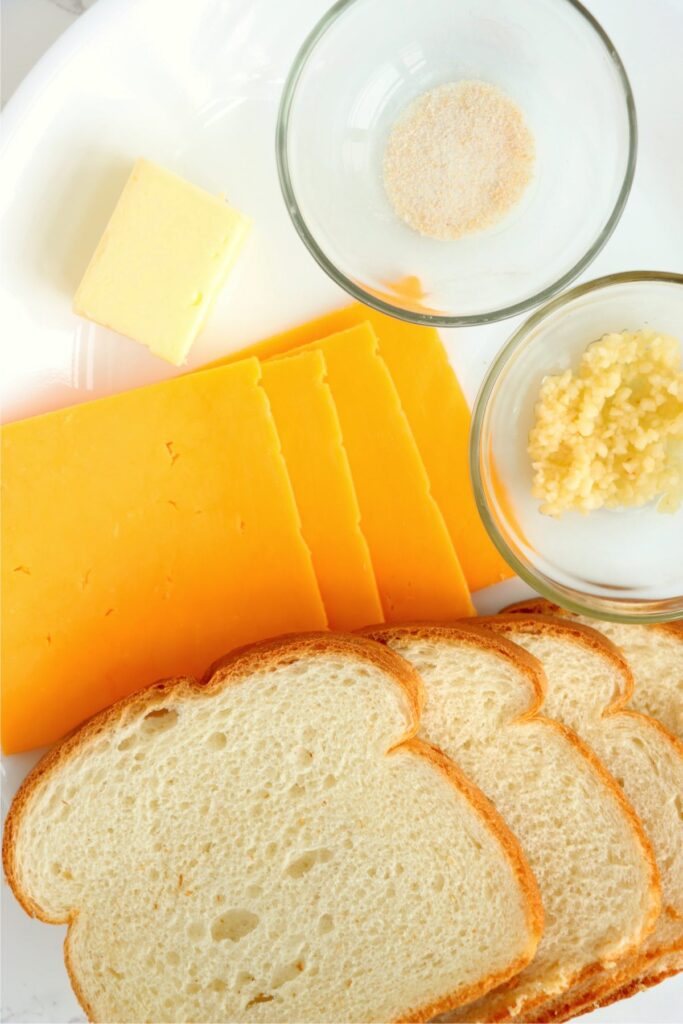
left=1, top=0, right=682, bottom=1021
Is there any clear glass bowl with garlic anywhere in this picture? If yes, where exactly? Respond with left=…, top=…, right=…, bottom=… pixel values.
left=472, top=272, right=683, bottom=623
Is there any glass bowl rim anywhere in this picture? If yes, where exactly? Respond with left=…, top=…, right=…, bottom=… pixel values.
left=275, top=0, right=638, bottom=328
left=470, top=269, right=683, bottom=623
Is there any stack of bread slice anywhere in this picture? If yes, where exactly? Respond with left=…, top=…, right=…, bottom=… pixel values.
left=501, top=599, right=683, bottom=1018
left=4, top=612, right=681, bottom=1022
left=364, top=623, right=665, bottom=1023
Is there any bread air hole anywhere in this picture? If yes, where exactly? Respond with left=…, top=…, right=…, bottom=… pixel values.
left=211, top=909, right=259, bottom=942
left=272, top=960, right=305, bottom=988
left=318, top=914, right=333, bottom=934
left=51, top=861, right=73, bottom=880
left=235, top=971, right=255, bottom=994
left=285, top=848, right=333, bottom=879
left=207, top=731, right=227, bottom=751
left=140, top=708, right=178, bottom=735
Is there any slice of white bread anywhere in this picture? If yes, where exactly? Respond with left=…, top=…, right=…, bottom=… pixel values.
left=503, top=598, right=683, bottom=742
left=362, top=623, right=660, bottom=1022
left=483, top=614, right=683, bottom=1022
left=3, top=633, right=543, bottom=1024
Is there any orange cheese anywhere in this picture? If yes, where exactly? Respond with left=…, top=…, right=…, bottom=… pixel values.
left=1, top=359, right=326, bottom=753
left=207, top=303, right=513, bottom=591
left=272, top=324, right=474, bottom=622
left=260, top=350, right=382, bottom=630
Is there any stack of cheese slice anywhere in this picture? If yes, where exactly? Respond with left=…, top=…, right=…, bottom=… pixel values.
left=1, top=305, right=510, bottom=753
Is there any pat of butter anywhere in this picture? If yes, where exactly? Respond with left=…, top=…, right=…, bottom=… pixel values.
left=73, top=158, right=250, bottom=365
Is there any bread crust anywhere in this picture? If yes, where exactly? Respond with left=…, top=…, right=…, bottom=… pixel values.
left=524, top=951, right=683, bottom=1024
left=363, top=621, right=661, bottom=1023
left=486, top=612, right=683, bottom=1020
left=392, top=737, right=543, bottom=1023
left=3, top=630, right=540, bottom=1024
left=361, top=621, right=547, bottom=721
left=594, top=956, right=682, bottom=1007
left=481, top=613, right=636, bottom=710
left=502, top=598, right=683, bottom=642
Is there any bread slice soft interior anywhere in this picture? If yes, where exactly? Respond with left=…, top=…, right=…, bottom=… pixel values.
left=503, top=598, right=683, bottom=742
left=3, top=633, right=542, bottom=1024
left=363, top=623, right=660, bottom=1023
left=492, top=611, right=683, bottom=1022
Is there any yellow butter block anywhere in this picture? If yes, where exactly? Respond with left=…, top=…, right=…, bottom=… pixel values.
left=74, top=158, right=250, bottom=365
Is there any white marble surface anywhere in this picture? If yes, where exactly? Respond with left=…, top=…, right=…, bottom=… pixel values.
left=1, top=1, right=682, bottom=1023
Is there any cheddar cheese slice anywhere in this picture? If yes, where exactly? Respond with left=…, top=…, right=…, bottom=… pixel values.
left=260, top=351, right=382, bottom=630
left=272, top=324, right=474, bottom=622
left=207, top=303, right=513, bottom=591
left=1, top=359, right=326, bottom=753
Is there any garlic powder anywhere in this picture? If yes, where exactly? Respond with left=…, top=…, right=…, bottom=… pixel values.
left=383, top=80, right=535, bottom=241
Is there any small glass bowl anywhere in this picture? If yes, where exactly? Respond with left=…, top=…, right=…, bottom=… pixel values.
left=277, top=0, right=636, bottom=326
left=472, top=272, right=683, bottom=623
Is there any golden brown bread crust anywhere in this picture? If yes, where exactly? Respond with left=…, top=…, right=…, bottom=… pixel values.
left=403, top=736, right=544, bottom=955
left=502, top=598, right=565, bottom=616
left=592, top=955, right=682, bottom=1009
left=361, top=621, right=548, bottom=720
left=363, top=621, right=661, bottom=1023
left=480, top=613, right=636, bottom=710
left=485, top=612, right=683, bottom=1021
left=205, top=630, right=427, bottom=748
left=502, top=598, right=683, bottom=641
left=524, top=950, right=683, bottom=1023
left=395, top=737, right=543, bottom=1022
left=3, top=630, right=541, bottom=1024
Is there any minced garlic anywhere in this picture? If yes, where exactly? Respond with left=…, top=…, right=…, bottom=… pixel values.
left=528, top=330, right=683, bottom=516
